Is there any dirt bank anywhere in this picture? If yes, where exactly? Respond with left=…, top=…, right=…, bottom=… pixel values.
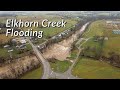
left=43, top=31, right=79, bottom=60
left=42, top=23, right=89, bottom=61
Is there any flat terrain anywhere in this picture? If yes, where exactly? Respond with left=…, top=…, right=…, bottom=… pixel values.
left=0, top=44, right=32, bottom=60
left=39, top=19, right=77, bottom=38
left=82, top=20, right=120, bottom=58
left=0, top=34, right=13, bottom=44
left=72, top=20, right=120, bottom=79
left=72, top=57, right=120, bottom=79
left=82, top=20, right=105, bottom=38
left=50, top=60, right=71, bottom=73
left=20, top=67, right=42, bottom=79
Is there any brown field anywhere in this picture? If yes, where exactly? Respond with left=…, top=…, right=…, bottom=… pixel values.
left=0, top=34, right=13, bottom=44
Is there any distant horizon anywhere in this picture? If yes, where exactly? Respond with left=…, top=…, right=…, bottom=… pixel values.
left=0, top=11, right=119, bottom=15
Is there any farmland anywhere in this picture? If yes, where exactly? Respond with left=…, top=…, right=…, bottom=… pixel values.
left=1, top=12, right=120, bottom=79
left=34, top=18, right=78, bottom=44
left=0, top=14, right=78, bottom=79
left=72, top=20, right=120, bottom=78
left=0, top=43, right=32, bottom=61
left=82, top=20, right=105, bottom=38
left=20, top=66, right=42, bottom=79
left=81, top=20, right=120, bottom=58
left=0, top=15, right=77, bottom=59
left=17, top=15, right=78, bottom=45
left=72, top=57, right=120, bottom=79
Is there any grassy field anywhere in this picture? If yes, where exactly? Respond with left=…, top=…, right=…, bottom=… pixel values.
left=70, top=50, right=78, bottom=60
left=80, top=20, right=105, bottom=57
left=102, top=37, right=120, bottom=58
left=72, top=57, right=120, bottom=79
left=67, top=46, right=79, bottom=60
left=81, top=38, right=103, bottom=57
left=81, top=20, right=120, bottom=58
left=19, top=15, right=77, bottom=38
left=50, top=60, right=72, bottom=73
left=20, top=66, right=43, bottom=79
left=71, top=20, right=120, bottom=79
left=0, top=15, right=77, bottom=45
left=0, top=44, right=32, bottom=60
left=0, top=47, right=9, bottom=58
left=82, top=20, right=105, bottom=38
left=12, top=44, right=33, bottom=58
left=37, top=19, right=77, bottom=39
left=76, top=39, right=86, bottom=48
left=27, top=17, right=78, bottom=44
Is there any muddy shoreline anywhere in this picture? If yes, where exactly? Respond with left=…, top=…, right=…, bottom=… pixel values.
left=42, top=23, right=90, bottom=60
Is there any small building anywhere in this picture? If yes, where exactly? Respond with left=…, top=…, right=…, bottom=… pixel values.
left=4, top=45, right=10, bottom=48
left=12, top=39, right=17, bottom=42
left=106, top=21, right=112, bottom=24
left=19, top=44, right=26, bottom=50
left=20, top=40, right=26, bottom=44
left=8, top=49, right=13, bottom=52
left=106, top=20, right=120, bottom=25
left=104, top=37, right=109, bottom=40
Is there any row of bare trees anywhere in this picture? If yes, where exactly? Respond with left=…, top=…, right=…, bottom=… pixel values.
left=0, top=57, right=41, bottom=79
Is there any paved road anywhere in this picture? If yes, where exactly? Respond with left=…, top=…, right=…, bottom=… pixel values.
left=27, top=22, right=90, bottom=79
left=28, top=39, right=52, bottom=79
left=28, top=38, right=78, bottom=79
left=49, top=72, right=79, bottom=79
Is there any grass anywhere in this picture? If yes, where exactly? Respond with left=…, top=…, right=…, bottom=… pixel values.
left=102, top=37, right=120, bottom=58
left=12, top=44, right=33, bottom=58
left=81, top=38, right=103, bottom=57
left=26, top=44, right=32, bottom=50
left=75, top=39, right=86, bottom=48
left=101, top=23, right=120, bottom=58
left=28, top=18, right=77, bottom=45
left=50, top=60, right=72, bottom=73
left=68, top=47, right=79, bottom=60
left=80, top=20, right=105, bottom=57
left=36, top=19, right=77, bottom=39
left=70, top=51, right=78, bottom=59
left=82, top=20, right=105, bottom=38
left=0, top=47, right=9, bottom=58
left=0, top=44, right=32, bottom=59
left=32, top=38, right=47, bottom=45
left=82, top=20, right=120, bottom=58
left=72, top=57, right=120, bottom=79
left=20, top=66, right=43, bottom=79
left=72, top=20, right=120, bottom=79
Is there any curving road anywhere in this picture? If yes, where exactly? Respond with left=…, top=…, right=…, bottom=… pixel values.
left=28, top=22, right=90, bottom=79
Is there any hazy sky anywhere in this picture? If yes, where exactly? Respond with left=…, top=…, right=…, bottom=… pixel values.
left=0, top=11, right=119, bottom=15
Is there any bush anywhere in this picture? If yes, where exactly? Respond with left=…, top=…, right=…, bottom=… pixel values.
left=48, top=58, right=57, bottom=63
